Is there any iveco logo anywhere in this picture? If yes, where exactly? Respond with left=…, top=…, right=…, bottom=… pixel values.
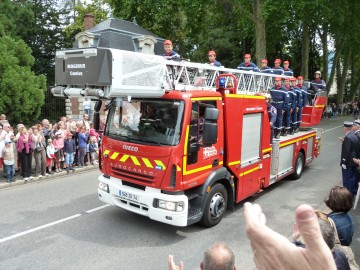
left=123, top=145, right=138, bottom=152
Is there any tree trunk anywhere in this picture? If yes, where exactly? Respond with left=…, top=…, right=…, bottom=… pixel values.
left=327, top=39, right=344, bottom=94
left=301, top=21, right=310, bottom=80
left=319, top=26, right=328, bottom=82
left=253, top=0, right=266, bottom=65
left=336, top=48, right=351, bottom=104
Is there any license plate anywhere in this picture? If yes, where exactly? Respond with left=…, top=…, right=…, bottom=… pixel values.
left=119, top=190, right=139, bottom=202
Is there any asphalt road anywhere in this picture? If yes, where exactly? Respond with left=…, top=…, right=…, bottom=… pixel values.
left=0, top=116, right=357, bottom=270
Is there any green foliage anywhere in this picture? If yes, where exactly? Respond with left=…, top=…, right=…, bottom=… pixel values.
left=0, top=36, right=46, bottom=124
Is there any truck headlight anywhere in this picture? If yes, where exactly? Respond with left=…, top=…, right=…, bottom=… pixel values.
left=98, top=182, right=109, bottom=193
left=156, top=199, right=185, bottom=212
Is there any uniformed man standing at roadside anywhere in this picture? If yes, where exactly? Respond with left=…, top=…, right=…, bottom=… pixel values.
left=296, top=76, right=308, bottom=132
left=290, top=78, right=302, bottom=135
left=282, top=77, right=295, bottom=136
left=270, top=77, right=289, bottom=139
left=340, top=121, right=360, bottom=197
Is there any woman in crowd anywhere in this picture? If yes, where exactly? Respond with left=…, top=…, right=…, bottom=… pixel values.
left=325, top=186, right=354, bottom=246
left=16, top=128, right=33, bottom=180
left=32, top=125, right=47, bottom=177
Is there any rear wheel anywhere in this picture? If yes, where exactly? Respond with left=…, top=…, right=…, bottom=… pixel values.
left=292, top=152, right=305, bottom=180
left=200, top=183, right=228, bottom=227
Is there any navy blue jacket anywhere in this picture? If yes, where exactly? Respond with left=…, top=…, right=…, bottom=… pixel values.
left=64, top=139, right=76, bottom=154
left=292, top=86, right=302, bottom=108
left=286, top=87, right=297, bottom=110
left=310, top=79, right=326, bottom=91
left=272, top=67, right=284, bottom=75
left=283, top=68, right=294, bottom=76
left=328, top=212, right=354, bottom=246
left=163, top=50, right=181, bottom=59
left=260, top=66, right=273, bottom=73
left=270, top=85, right=289, bottom=110
left=340, top=132, right=359, bottom=167
left=207, top=60, right=222, bottom=67
left=237, top=62, right=260, bottom=72
left=267, top=103, right=277, bottom=128
left=298, top=84, right=308, bottom=107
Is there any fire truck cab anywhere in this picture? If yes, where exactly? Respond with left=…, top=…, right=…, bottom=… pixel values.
left=52, top=48, right=325, bottom=227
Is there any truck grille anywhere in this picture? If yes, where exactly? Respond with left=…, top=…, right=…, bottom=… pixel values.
left=111, top=166, right=155, bottom=184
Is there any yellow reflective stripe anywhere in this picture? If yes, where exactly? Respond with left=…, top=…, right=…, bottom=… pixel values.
left=154, top=160, right=166, bottom=170
left=103, top=150, right=110, bottom=156
left=184, top=164, right=213, bottom=175
left=228, top=160, right=240, bottom=166
left=315, top=105, right=325, bottom=108
left=280, top=134, right=316, bottom=147
left=130, top=156, right=141, bottom=166
left=177, top=165, right=181, bottom=171
left=262, top=147, right=272, bottom=154
left=191, top=97, right=222, bottom=101
left=142, top=158, right=154, bottom=168
left=119, top=154, right=129, bottom=162
left=219, top=161, right=223, bottom=165
left=184, top=125, right=190, bottom=155
left=226, top=94, right=265, bottom=99
left=110, top=152, right=120, bottom=160
left=239, top=166, right=260, bottom=177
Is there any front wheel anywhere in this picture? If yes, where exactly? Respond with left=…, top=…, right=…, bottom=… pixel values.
left=200, top=183, right=228, bottom=227
left=292, top=152, right=305, bottom=180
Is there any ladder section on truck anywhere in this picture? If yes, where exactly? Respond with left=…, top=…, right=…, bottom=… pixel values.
left=164, top=60, right=284, bottom=94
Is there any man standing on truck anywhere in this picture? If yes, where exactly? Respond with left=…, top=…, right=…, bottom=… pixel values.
left=283, top=60, right=294, bottom=76
left=270, top=77, right=289, bottom=139
left=206, top=50, right=222, bottom=67
left=290, top=78, right=302, bottom=135
left=340, top=121, right=360, bottom=197
left=163, top=40, right=181, bottom=59
left=272, top=59, right=284, bottom=75
left=282, top=77, right=296, bottom=136
left=266, top=94, right=277, bottom=144
left=260, top=59, right=273, bottom=73
left=296, top=76, right=308, bottom=132
left=236, top=54, right=260, bottom=72
left=309, top=71, right=326, bottom=105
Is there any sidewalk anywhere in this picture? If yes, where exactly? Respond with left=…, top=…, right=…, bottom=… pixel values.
left=0, top=164, right=98, bottom=190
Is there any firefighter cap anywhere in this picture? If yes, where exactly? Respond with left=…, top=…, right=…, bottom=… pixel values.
left=275, top=76, right=282, bottom=81
left=208, top=50, right=216, bottom=56
left=315, top=70, right=321, bottom=76
left=354, top=120, right=360, bottom=126
left=344, top=121, right=353, bottom=128
left=284, top=60, right=289, bottom=64
left=274, top=59, right=281, bottom=64
left=297, top=76, right=304, bottom=80
left=244, top=54, right=251, bottom=58
left=261, top=59, right=268, bottom=63
left=164, top=40, right=172, bottom=45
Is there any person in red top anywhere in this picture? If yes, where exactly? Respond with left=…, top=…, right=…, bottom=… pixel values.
left=16, top=128, right=34, bottom=180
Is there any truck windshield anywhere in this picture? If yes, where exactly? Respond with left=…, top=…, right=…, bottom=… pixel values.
left=105, top=99, right=184, bottom=146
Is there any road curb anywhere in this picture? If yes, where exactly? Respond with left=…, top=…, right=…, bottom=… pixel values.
left=0, top=165, right=98, bottom=190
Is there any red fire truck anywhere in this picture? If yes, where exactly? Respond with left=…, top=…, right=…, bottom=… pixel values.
left=52, top=48, right=326, bottom=227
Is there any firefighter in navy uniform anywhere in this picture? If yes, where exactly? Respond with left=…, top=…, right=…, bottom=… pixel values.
left=282, top=77, right=296, bottom=136
left=266, top=94, right=277, bottom=144
left=206, top=50, right=222, bottom=67
left=290, top=77, right=302, bottom=135
left=352, top=120, right=360, bottom=191
left=309, top=71, right=326, bottom=105
left=260, top=59, right=273, bottom=73
left=162, top=40, right=181, bottom=59
left=272, top=59, right=284, bottom=75
left=296, top=76, right=308, bottom=132
left=237, top=54, right=260, bottom=72
left=270, top=76, right=289, bottom=139
left=340, top=121, right=360, bottom=197
left=283, top=60, right=294, bottom=76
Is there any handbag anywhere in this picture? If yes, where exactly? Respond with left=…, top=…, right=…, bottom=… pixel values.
left=35, top=142, right=44, bottom=152
left=328, top=217, right=359, bottom=270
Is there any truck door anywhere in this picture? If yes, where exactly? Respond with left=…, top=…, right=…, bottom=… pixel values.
left=183, top=99, right=222, bottom=185
left=239, top=113, right=262, bottom=197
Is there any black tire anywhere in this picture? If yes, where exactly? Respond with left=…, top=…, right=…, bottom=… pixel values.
left=200, top=183, right=228, bottom=227
left=292, top=152, right=305, bottom=180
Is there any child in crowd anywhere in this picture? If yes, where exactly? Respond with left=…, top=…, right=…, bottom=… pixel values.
left=53, top=131, right=64, bottom=172
left=89, top=135, right=99, bottom=165
left=2, top=138, right=15, bottom=182
left=46, top=139, right=56, bottom=174
left=64, top=132, right=76, bottom=172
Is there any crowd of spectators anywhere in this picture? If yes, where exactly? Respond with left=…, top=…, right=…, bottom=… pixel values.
left=0, top=113, right=105, bottom=182
left=324, top=101, right=360, bottom=120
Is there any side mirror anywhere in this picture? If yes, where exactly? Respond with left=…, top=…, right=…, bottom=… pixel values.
left=202, top=122, right=218, bottom=146
left=204, top=107, right=219, bottom=121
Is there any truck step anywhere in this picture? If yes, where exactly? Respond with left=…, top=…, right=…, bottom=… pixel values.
left=187, top=193, right=200, bottom=200
left=188, top=208, right=202, bottom=218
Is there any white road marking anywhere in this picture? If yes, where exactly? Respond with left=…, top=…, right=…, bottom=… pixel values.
left=323, top=125, right=343, bottom=134
left=0, top=204, right=110, bottom=244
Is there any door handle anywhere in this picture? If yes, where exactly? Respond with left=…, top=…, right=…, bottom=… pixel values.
left=212, top=159, right=219, bottom=167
